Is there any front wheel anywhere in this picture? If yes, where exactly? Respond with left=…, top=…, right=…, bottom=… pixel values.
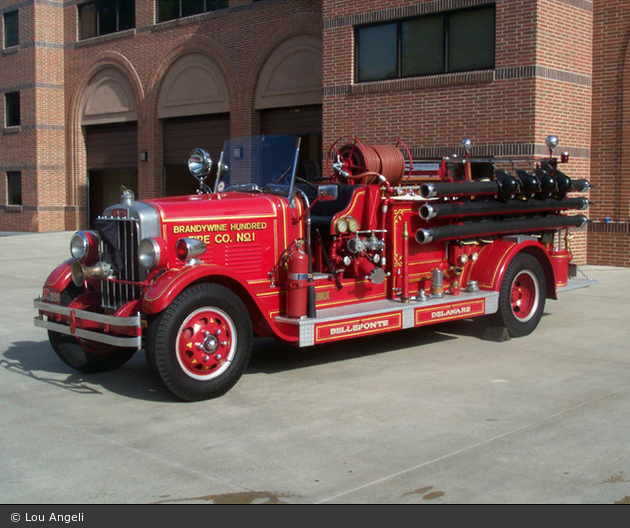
left=48, top=284, right=137, bottom=373
left=491, top=253, right=546, bottom=338
left=146, top=283, right=253, bottom=401
left=48, top=330, right=137, bottom=373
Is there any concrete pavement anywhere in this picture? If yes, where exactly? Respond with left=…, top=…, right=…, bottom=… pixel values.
left=1, top=231, right=629, bottom=504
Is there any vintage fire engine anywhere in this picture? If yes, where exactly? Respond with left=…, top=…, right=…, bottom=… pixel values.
left=34, top=134, right=595, bottom=401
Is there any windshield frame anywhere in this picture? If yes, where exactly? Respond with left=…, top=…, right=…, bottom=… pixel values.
left=213, top=135, right=302, bottom=206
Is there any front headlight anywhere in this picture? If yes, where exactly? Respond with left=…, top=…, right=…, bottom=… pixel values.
left=70, top=231, right=100, bottom=263
left=139, top=237, right=168, bottom=270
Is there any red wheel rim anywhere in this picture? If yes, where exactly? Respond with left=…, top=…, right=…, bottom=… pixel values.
left=176, top=307, right=237, bottom=380
left=510, top=270, right=539, bottom=322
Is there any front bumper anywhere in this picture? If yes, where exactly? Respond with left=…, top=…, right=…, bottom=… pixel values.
left=33, top=298, right=142, bottom=349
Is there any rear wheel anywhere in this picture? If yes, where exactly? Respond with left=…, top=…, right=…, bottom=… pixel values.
left=146, top=283, right=252, bottom=401
left=492, top=253, right=546, bottom=337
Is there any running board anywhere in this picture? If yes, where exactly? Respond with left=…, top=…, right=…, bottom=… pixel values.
left=276, top=290, right=499, bottom=347
left=556, top=275, right=598, bottom=294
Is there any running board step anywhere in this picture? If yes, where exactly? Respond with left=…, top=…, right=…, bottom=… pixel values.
left=275, top=290, right=499, bottom=347
left=556, top=275, right=598, bottom=294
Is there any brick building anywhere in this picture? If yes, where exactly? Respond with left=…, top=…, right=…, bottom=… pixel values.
left=0, top=0, right=323, bottom=231
left=0, top=0, right=626, bottom=265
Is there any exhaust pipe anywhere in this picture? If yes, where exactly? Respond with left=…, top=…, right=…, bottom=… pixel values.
left=415, top=214, right=587, bottom=245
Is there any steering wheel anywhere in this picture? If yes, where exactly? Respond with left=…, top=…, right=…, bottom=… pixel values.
left=273, top=165, right=293, bottom=185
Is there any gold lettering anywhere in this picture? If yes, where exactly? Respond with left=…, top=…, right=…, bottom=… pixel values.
left=190, top=234, right=211, bottom=244
left=215, top=233, right=231, bottom=244
left=230, top=222, right=267, bottom=231
left=236, top=232, right=254, bottom=242
left=172, top=223, right=228, bottom=234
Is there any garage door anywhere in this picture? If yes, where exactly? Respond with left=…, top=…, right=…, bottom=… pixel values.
left=86, top=122, right=138, bottom=227
left=163, top=114, right=230, bottom=196
left=86, top=122, right=138, bottom=170
left=261, top=105, right=322, bottom=181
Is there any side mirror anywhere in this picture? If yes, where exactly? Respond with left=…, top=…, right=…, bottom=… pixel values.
left=317, top=184, right=338, bottom=202
left=298, top=184, right=339, bottom=221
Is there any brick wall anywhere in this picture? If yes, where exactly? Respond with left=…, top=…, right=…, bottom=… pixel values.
left=0, top=0, right=322, bottom=232
left=1, top=0, right=65, bottom=231
left=3, top=0, right=628, bottom=268
left=323, top=0, right=593, bottom=264
left=588, top=0, right=630, bottom=266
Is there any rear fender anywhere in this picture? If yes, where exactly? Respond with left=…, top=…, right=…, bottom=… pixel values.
left=465, top=239, right=557, bottom=298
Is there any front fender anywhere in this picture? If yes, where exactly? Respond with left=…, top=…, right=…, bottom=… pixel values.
left=142, top=263, right=256, bottom=315
left=43, top=259, right=74, bottom=297
left=465, top=239, right=557, bottom=297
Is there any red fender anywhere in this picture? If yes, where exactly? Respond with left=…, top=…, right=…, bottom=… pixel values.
left=464, top=239, right=557, bottom=298
left=142, top=263, right=257, bottom=315
left=43, top=259, right=74, bottom=296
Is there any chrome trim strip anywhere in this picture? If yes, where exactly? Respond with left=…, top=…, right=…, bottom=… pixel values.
left=34, top=316, right=141, bottom=348
left=34, top=299, right=141, bottom=328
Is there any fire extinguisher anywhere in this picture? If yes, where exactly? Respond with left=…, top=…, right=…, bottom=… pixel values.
left=286, top=241, right=310, bottom=319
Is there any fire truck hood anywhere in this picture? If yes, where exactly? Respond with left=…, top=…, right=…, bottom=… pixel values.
left=143, top=191, right=291, bottom=224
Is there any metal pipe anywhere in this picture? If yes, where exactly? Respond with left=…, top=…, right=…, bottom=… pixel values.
left=415, top=214, right=587, bottom=245
left=421, top=174, right=591, bottom=201
left=420, top=180, right=500, bottom=199
left=401, top=222, right=410, bottom=302
left=419, top=197, right=589, bottom=221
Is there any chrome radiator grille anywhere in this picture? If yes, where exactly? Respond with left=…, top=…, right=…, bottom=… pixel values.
left=96, top=216, right=142, bottom=311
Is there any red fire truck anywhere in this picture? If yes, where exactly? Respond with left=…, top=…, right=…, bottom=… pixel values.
left=34, top=135, right=595, bottom=401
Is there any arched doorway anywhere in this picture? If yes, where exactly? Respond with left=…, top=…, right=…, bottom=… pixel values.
left=255, top=35, right=323, bottom=181
left=81, top=67, right=138, bottom=227
left=157, top=52, right=230, bottom=196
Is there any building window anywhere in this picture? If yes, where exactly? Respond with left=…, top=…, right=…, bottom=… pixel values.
left=356, top=6, right=495, bottom=82
left=78, top=1, right=135, bottom=40
left=3, top=10, right=19, bottom=48
left=5, top=92, right=20, bottom=127
left=157, top=0, right=228, bottom=23
left=7, top=171, right=22, bottom=206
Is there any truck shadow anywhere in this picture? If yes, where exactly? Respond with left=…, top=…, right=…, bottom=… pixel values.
left=2, top=340, right=175, bottom=402
left=4, top=314, right=527, bottom=401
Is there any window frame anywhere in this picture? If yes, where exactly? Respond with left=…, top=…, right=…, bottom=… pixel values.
left=78, top=0, right=135, bottom=40
left=355, top=5, right=495, bottom=83
left=3, top=10, right=19, bottom=49
left=7, top=171, right=22, bottom=206
left=5, top=91, right=21, bottom=128
left=156, top=0, right=229, bottom=24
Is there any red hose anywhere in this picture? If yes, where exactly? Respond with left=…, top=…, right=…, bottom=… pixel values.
left=336, top=141, right=405, bottom=185
left=371, top=145, right=404, bottom=186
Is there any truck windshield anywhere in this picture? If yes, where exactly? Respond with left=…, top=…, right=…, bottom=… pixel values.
left=215, top=135, right=301, bottom=197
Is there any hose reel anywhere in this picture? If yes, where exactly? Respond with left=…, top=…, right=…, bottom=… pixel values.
left=328, top=138, right=406, bottom=186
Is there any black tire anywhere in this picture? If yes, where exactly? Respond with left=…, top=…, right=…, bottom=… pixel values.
left=47, top=284, right=137, bottom=373
left=491, top=253, right=546, bottom=338
left=146, top=283, right=253, bottom=401
left=48, top=330, right=137, bottom=373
